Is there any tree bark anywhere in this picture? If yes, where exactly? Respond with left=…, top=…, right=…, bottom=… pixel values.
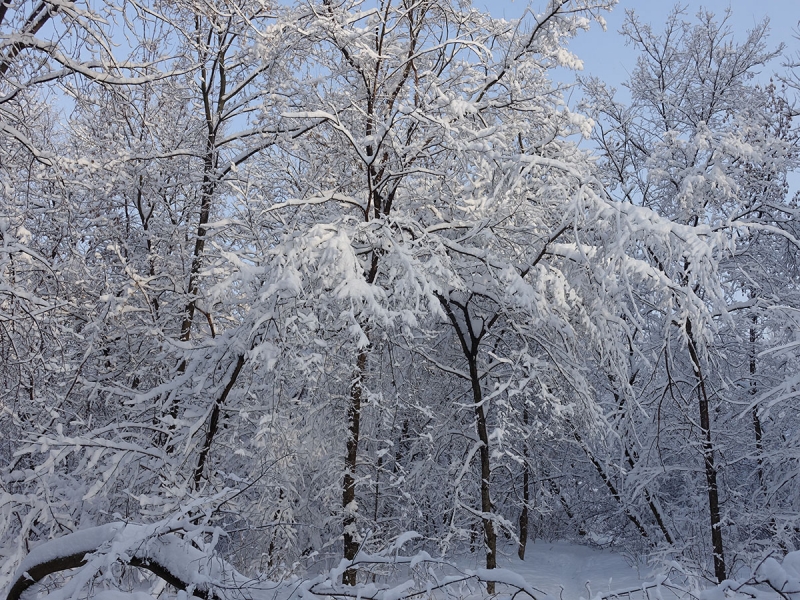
left=469, top=355, right=497, bottom=593
left=179, top=126, right=217, bottom=342
left=686, top=320, right=726, bottom=583
left=342, top=346, right=368, bottom=585
left=7, top=527, right=212, bottom=600
left=435, top=293, right=497, bottom=593
left=193, top=353, right=245, bottom=487
left=518, top=404, right=529, bottom=560
left=572, top=427, right=650, bottom=540
left=750, top=314, right=764, bottom=487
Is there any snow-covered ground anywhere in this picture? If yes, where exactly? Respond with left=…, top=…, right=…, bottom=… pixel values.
left=500, top=542, right=657, bottom=599
left=13, top=527, right=795, bottom=600
left=457, top=542, right=677, bottom=600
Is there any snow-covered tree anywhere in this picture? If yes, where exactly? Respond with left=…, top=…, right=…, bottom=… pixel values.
left=4, top=1, right=800, bottom=597
left=582, top=6, right=799, bottom=581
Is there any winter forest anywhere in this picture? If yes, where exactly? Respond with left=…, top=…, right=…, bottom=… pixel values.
left=3, top=0, right=800, bottom=597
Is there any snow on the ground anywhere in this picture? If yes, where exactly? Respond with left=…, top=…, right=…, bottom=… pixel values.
left=20, top=532, right=796, bottom=600
left=455, top=541, right=668, bottom=600
left=504, top=541, right=651, bottom=599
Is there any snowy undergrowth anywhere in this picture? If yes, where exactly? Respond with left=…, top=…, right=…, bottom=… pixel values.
left=11, top=521, right=799, bottom=600
left=5, top=523, right=672, bottom=600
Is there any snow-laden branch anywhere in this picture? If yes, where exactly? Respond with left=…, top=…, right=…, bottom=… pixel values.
left=1, top=35, right=191, bottom=86
left=263, top=190, right=366, bottom=214
left=5, top=524, right=559, bottom=600
left=5, top=523, right=232, bottom=600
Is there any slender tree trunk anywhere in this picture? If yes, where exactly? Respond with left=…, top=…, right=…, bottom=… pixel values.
left=469, top=356, right=496, bottom=594
left=342, top=346, right=368, bottom=585
left=614, top=388, right=673, bottom=544
left=686, top=320, right=726, bottom=583
left=623, top=447, right=673, bottom=544
left=181, top=15, right=225, bottom=343
left=341, top=252, right=378, bottom=585
left=572, top=427, right=649, bottom=540
left=436, top=293, right=497, bottom=591
left=518, top=405, right=529, bottom=560
left=749, top=313, right=778, bottom=541
left=750, top=314, right=764, bottom=487
left=163, top=142, right=216, bottom=447
left=166, top=141, right=216, bottom=442
left=193, top=354, right=245, bottom=487
left=180, top=143, right=216, bottom=342
left=167, top=29, right=222, bottom=442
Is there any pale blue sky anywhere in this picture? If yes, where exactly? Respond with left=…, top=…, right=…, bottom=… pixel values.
left=478, top=1, right=800, bottom=191
left=483, top=1, right=799, bottom=91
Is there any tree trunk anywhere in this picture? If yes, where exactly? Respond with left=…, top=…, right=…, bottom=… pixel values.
left=572, top=427, right=649, bottom=540
left=518, top=404, right=529, bottom=560
left=341, top=253, right=378, bottom=585
left=180, top=140, right=216, bottom=343
left=624, top=447, right=673, bottom=544
left=750, top=314, right=764, bottom=487
left=686, top=320, right=726, bottom=583
left=469, top=356, right=496, bottom=594
left=181, top=15, right=225, bottom=343
left=342, top=346, right=368, bottom=585
left=436, top=293, right=497, bottom=591
left=193, top=354, right=245, bottom=487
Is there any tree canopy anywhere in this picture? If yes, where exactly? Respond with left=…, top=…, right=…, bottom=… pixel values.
left=1, top=1, right=799, bottom=598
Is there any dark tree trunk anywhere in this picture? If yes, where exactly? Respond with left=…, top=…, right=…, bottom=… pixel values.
left=469, top=356, right=496, bottom=593
left=687, top=320, right=726, bottom=583
left=750, top=315, right=764, bottom=487
left=193, top=354, right=245, bottom=487
left=342, top=347, right=368, bottom=586
left=341, top=254, right=378, bottom=585
left=436, top=293, right=498, bottom=593
left=572, top=427, right=649, bottom=540
left=518, top=405, right=529, bottom=560
left=180, top=138, right=217, bottom=343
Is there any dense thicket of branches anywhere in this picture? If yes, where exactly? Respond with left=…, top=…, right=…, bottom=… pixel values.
left=1, top=0, right=799, bottom=595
